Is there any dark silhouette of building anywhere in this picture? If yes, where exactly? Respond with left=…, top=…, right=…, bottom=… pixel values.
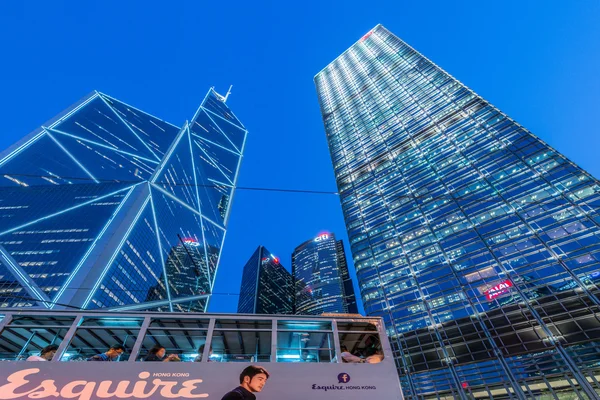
left=237, top=246, right=294, bottom=315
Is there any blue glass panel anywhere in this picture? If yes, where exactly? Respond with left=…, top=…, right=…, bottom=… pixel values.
left=0, top=187, right=128, bottom=300
left=0, top=133, right=93, bottom=187
left=191, top=154, right=233, bottom=228
left=50, top=133, right=155, bottom=182
left=52, top=96, right=159, bottom=161
left=0, top=257, right=33, bottom=307
left=101, top=94, right=180, bottom=157
left=202, top=91, right=245, bottom=129
left=153, top=129, right=198, bottom=209
left=204, top=114, right=246, bottom=152
left=172, top=298, right=207, bottom=312
left=191, top=110, right=239, bottom=153
left=201, top=218, right=225, bottom=282
left=87, top=199, right=166, bottom=309
left=151, top=187, right=211, bottom=299
left=0, top=182, right=132, bottom=236
left=192, top=135, right=240, bottom=184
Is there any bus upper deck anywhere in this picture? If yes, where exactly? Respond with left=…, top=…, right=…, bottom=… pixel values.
left=0, top=309, right=404, bottom=399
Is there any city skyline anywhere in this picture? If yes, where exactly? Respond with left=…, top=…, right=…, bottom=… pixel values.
left=315, top=24, right=600, bottom=398
left=0, top=1, right=597, bottom=332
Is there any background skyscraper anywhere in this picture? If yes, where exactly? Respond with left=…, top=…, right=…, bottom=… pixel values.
left=0, top=88, right=247, bottom=312
left=292, top=232, right=358, bottom=315
left=237, top=245, right=294, bottom=315
left=315, top=24, right=600, bottom=398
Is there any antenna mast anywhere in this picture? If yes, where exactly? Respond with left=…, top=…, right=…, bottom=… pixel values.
left=223, top=85, right=233, bottom=102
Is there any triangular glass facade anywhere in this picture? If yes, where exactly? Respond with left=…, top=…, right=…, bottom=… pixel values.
left=0, top=88, right=247, bottom=311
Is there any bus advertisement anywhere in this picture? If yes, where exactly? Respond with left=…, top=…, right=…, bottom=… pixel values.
left=0, top=310, right=404, bottom=399
left=0, top=362, right=401, bottom=399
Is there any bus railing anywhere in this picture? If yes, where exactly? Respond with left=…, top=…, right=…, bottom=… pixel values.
left=0, top=309, right=392, bottom=366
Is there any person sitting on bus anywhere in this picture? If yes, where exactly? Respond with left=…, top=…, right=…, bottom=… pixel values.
left=143, top=344, right=181, bottom=362
left=27, top=344, right=59, bottom=361
left=194, top=344, right=213, bottom=362
left=340, top=345, right=363, bottom=363
left=301, top=349, right=317, bottom=362
left=87, top=344, right=125, bottom=361
left=366, top=349, right=384, bottom=364
left=362, top=335, right=380, bottom=357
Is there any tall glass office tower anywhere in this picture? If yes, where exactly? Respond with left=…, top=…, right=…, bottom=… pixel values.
left=0, top=88, right=247, bottom=312
left=237, top=246, right=294, bottom=315
left=292, top=232, right=358, bottom=315
left=315, top=24, right=600, bottom=399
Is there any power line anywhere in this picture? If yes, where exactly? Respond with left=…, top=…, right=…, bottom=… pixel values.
left=0, top=173, right=593, bottom=206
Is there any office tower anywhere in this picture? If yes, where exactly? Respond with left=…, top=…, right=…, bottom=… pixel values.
left=0, top=88, right=247, bottom=312
left=147, top=239, right=220, bottom=312
left=292, top=232, right=358, bottom=315
left=315, top=24, right=600, bottom=399
left=238, top=246, right=294, bottom=314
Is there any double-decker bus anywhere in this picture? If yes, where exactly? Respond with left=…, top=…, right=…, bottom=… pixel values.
left=0, top=310, right=403, bottom=399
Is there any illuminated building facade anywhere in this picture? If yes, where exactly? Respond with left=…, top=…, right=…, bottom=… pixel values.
left=315, top=24, right=600, bottom=399
left=292, top=232, right=358, bottom=315
left=237, top=246, right=294, bottom=315
left=0, top=88, right=247, bottom=312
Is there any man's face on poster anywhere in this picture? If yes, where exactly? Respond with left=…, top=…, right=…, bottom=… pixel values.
left=245, top=373, right=268, bottom=392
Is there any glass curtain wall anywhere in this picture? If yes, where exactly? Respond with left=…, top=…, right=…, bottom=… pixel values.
left=315, top=24, right=600, bottom=399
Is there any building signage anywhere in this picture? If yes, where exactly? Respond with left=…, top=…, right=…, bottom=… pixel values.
left=485, top=279, right=513, bottom=301
left=314, top=234, right=329, bottom=242
left=182, top=238, right=200, bottom=247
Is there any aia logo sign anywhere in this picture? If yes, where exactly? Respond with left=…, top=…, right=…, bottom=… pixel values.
left=485, top=279, right=513, bottom=301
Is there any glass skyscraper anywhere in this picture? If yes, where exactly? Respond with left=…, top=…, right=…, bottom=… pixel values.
left=315, top=24, right=600, bottom=399
left=292, top=232, right=358, bottom=315
left=237, top=246, right=294, bottom=315
left=0, top=88, right=247, bottom=312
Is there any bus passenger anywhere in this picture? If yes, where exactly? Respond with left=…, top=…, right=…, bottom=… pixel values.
left=301, top=349, right=317, bottom=362
left=143, top=345, right=180, bottom=362
left=87, top=344, right=125, bottom=361
left=221, top=365, right=270, bottom=399
left=363, top=335, right=380, bottom=357
left=27, top=344, right=59, bottom=361
left=366, top=349, right=384, bottom=364
left=340, top=345, right=363, bottom=363
left=194, top=344, right=213, bottom=362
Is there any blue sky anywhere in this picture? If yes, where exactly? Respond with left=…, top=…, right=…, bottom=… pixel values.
left=1, top=1, right=599, bottom=313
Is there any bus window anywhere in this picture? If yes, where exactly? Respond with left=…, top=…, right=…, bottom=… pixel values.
left=0, top=315, right=74, bottom=361
left=62, top=317, right=140, bottom=361
left=135, top=328, right=208, bottom=362
left=338, top=320, right=383, bottom=364
left=276, top=331, right=336, bottom=363
left=216, top=318, right=271, bottom=330
left=277, top=320, right=332, bottom=331
left=211, top=329, right=271, bottom=362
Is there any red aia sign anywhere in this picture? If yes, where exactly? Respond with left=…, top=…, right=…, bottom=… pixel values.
left=485, top=280, right=513, bottom=301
